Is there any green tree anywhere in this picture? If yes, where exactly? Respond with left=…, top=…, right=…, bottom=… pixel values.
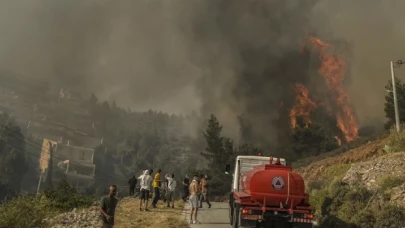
left=0, top=114, right=28, bottom=200
left=201, top=114, right=233, bottom=170
left=384, top=77, right=405, bottom=129
left=201, top=114, right=234, bottom=196
left=290, top=121, right=339, bottom=158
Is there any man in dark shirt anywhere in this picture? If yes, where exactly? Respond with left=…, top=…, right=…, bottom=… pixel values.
left=182, top=174, right=190, bottom=202
left=98, top=185, right=119, bottom=227
left=128, top=175, right=137, bottom=197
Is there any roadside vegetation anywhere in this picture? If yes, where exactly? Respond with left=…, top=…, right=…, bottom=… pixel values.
left=0, top=180, right=94, bottom=228
left=310, top=179, right=405, bottom=228
left=307, top=127, right=405, bottom=228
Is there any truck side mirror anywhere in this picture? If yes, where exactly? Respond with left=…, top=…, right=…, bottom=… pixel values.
left=225, top=164, right=230, bottom=174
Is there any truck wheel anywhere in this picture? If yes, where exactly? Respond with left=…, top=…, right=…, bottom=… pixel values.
left=230, top=207, right=233, bottom=225
left=232, top=203, right=240, bottom=228
left=229, top=194, right=234, bottom=225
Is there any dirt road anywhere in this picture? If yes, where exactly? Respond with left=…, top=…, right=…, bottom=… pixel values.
left=181, top=202, right=231, bottom=227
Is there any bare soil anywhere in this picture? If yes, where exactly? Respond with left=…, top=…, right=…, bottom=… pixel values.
left=295, top=139, right=385, bottom=184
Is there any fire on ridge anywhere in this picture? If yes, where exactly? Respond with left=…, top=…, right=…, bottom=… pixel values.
left=289, top=35, right=359, bottom=144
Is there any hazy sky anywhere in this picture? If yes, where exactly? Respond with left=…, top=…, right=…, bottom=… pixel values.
left=1, top=0, right=404, bottom=135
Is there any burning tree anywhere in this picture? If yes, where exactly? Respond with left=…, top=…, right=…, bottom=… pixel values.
left=269, top=35, right=359, bottom=160
left=288, top=35, right=359, bottom=146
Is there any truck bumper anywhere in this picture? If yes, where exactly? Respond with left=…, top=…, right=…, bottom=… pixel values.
left=240, top=213, right=313, bottom=228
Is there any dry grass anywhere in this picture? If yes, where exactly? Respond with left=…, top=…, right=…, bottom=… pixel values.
left=114, top=197, right=189, bottom=228
left=296, top=139, right=385, bottom=184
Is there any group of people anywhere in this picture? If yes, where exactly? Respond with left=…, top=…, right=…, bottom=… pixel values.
left=133, top=169, right=177, bottom=211
left=97, top=170, right=212, bottom=227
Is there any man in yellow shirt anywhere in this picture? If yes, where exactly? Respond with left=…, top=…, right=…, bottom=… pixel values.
left=151, top=169, right=162, bottom=208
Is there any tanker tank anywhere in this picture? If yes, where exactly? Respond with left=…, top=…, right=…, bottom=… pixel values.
left=241, top=164, right=306, bottom=208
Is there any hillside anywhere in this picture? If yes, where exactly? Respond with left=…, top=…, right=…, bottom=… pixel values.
left=43, top=198, right=188, bottom=228
left=294, top=131, right=405, bottom=227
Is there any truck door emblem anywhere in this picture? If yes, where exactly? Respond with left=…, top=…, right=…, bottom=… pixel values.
left=272, top=176, right=285, bottom=190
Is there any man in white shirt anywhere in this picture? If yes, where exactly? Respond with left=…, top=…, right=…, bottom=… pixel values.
left=165, top=173, right=177, bottom=208
left=138, top=170, right=152, bottom=211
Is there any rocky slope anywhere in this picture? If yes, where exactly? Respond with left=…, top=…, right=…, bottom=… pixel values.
left=295, top=134, right=405, bottom=227
left=42, top=198, right=188, bottom=228
left=43, top=205, right=99, bottom=228
left=296, top=139, right=385, bottom=184
left=343, top=152, right=405, bottom=207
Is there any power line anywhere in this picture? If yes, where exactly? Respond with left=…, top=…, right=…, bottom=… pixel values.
left=4, top=138, right=126, bottom=185
left=0, top=123, right=128, bottom=184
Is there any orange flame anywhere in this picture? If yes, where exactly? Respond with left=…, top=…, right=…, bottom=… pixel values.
left=290, top=83, right=317, bottom=129
left=306, top=36, right=359, bottom=142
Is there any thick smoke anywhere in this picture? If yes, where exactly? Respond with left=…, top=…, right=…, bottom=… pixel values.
left=0, top=0, right=202, bottom=114
left=311, top=0, right=405, bottom=127
left=0, top=0, right=404, bottom=142
left=178, top=0, right=320, bottom=141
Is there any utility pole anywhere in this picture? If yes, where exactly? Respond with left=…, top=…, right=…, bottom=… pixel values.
left=36, top=174, right=42, bottom=195
left=390, top=60, right=404, bottom=133
left=47, top=141, right=53, bottom=188
left=391, top=61, right=400, bottom=133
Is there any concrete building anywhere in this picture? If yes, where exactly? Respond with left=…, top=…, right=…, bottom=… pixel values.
left=39, top=138, right=96, bottom=189
left=56, top=144, right=96, bottom=188
left=0, top=75, right=100, bottom=190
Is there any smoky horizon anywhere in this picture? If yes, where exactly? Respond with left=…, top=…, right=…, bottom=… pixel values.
left=0, top=0, right=403, bottom=142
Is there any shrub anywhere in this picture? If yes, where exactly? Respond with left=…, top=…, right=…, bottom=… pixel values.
left=0, top=194, right=54, bottom=228
left=307, top=179, right=327, bottom=191
left=0, top=180, right=95, bottom=228
left=327, top=181, right=350, bottom=213
left=374, top=204, right=405, bottom=228
left=319, top=215, right=355, bottom=228
left=377, top=175, right=405, bottom=192
left=325, top=164, right=351, bottom=182
left=338, top=201, right=366, bottom=223
left=43, top=180, right=94, bottom=211
left=385, top=128, right=405, bottom=152
left=312, top=181, right=376, bottom=227
left=350, top=209, right=375, bottom=228
left=309, top=188, right=328, bottom=217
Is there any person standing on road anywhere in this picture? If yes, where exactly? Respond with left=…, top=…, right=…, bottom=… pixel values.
left=188, top=176, right=201, bottom=224
left=199, top=174, right=212, bottom=208
left=182, top=174, right=190, bottom=202
left=165, top=173, right=177, bottom=208
left=98, top=185, right=119, bottom=228
left=128, top=175, right=137, bottom=197
left=151, top=169, right=162, bottom=208
left=138, top=170, right=152, bottom=211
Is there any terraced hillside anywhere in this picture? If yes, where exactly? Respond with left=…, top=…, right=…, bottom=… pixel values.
left=294, top=131, right=405, bottom=227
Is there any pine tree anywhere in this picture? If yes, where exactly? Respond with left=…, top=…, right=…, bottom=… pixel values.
left=384, top=77, right=405, bottom=130
left=201, top=114, right=233, bottom=170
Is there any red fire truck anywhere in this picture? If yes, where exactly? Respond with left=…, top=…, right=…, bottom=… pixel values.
left=225, top=153, right=314, bottom=228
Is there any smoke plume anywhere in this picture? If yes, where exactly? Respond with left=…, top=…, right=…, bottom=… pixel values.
left=0, top=0, right=404, bottom=142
